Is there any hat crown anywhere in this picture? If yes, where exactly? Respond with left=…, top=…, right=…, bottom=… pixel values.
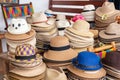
left=72, top=20, right=90, bottom=32
left=105, top=22, right=120, bottom=35
left=84, top=4, right=95, bottom=11
left=100, top=2, right=115, bottom=14
left=15, top=44, right=35, bottom=56
left=56, top=14, right=66, bottom=20
left=50, top=36, right=69, bottom=47
left=72, top=51, right=102, bottom=71
left=32, top=12, right=48, bottom=22
left=8, top=18, right=31, bottom=34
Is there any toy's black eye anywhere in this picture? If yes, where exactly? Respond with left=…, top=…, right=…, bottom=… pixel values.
left=12, top=24, right=14, bottom=27
left=18, top=23, right=21, bottom=27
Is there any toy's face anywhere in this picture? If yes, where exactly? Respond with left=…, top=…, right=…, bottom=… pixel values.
left=8, top=18, right=31, bottom=34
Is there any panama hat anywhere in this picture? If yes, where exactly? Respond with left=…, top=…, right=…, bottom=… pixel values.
left=66, top=20, right=94, bottom=38
left=10, top=44, right=42, bottom=64
left=44, top=36, right=78, bottom=61
left=8, top=18, right=31, bottom=34
left=99, top=22, right=120, bottom=39
left=8, top=63, right=46, bottom=80
left=5, top=29, right=36, bottom=41
left=95, top=2, right=120, bottom=17
left=45, top=67, right=67, bottom=80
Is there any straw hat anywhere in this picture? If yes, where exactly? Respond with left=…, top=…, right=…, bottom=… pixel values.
left=66, top=20, right=94, bottom=38
left=30, top=12, right=55, bottom=27
left=8, top=18, right=31, bottom=34
left=45, top=67, right=67, bottom=80
left=5, top=29, right=36, bottom=41
left=10, top=44, right=42, bottom=64
left=44, top=36, right=78, bottom=61
left=9, top=63, right=46, bottom=78
left=95, top=2, right=120, bottom=17
left=99, top=22, right=120, bottom=39
left=68, top=65, right=106, bottom=80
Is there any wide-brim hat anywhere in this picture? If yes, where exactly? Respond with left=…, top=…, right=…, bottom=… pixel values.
left=95, top=2, right=120, bottom=17
left=9, top=63, right=46, bottom=78
left=68, top=65, right=106, bottom=79
left=45, top=68, right=67, bottom=80
left=5, top=29, right=36, bottom=41
left=65, top=20, right=93, bottom=38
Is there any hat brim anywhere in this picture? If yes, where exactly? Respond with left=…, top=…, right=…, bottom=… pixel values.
left=43, top=48, right=78, bottom=61
left=5, top=29, right=36, bottom=41
left=66, top=28, right=94, bottom=38
left=68, top=65, right=106, bottom=79
left=9, top=63, right=46, bottom=77
left=95, top=7, right=120, bottom=17
left=99, top=30, right=120, bottom=39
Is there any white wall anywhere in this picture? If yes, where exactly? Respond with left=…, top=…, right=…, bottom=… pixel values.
left=0, top=0, right=49, bottom=52
left=0, top=0, right=49, bottom=31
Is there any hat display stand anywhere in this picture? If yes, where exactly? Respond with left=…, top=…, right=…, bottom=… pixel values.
left=88, top=42, right=116, bottom=59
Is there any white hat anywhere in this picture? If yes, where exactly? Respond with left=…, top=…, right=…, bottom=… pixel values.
left=83, top=4, right=95, bottom=11
left=8, top=18, right=31, bottom=34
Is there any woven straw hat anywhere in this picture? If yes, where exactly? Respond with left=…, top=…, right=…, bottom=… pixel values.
left=9, top=63, right=46, bottom=78
left=66, top=20, right=94, bottom=38
left=10, top=44, right=42, bottom=64
left=45, top=67, right=67, bottom=80
left=99, top=22, right=120, bottom=39
left=95, top=2, right=120, bottom=17
left=44, top=36, right=78, bottom=61
left=5, top=29, right=36, bottom=41
left=8, top=18, right=31, bottom=34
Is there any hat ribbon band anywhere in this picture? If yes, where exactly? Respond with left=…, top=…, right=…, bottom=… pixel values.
left=105, top=32, right=116, bottom=35
left=58, top=27, right=65, bottom=31
left=15, top=55, right=36, bottom=60
left=50, top=45, right=70, bottom=51
left=83, top=9, right=95, bottom=12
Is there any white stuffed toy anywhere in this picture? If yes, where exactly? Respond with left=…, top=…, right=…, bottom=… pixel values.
left=8, top=18, right=31, bottom=34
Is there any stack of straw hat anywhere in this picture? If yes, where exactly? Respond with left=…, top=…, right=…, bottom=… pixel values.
left=27, top=12, right=58, bottom=50
left=5, top=18, right=36, bottom=58
left=99, top=21, right=120, bottom=48
left=67, top=51, right=106, bottom=80
left=81, top=4, right=95, bottom=22
left=102, top=51, right=120, bottom=79
left=95, top=1, right=120, bottom=31
left=43, top=36, right=78, bottom=69
left=64, top=20, right=94, bottom=52
left=8, top=44, right=46, bottom=80
left=56, top=14, right=70, bottom=36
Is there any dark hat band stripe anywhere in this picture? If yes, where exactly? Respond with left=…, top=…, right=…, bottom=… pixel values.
left=58, top=27, right=65, bottom=31
left=50, top=45, right=70, bottom=51
left=83, top=9, right=95, bottom=12
left=104, top=32, right=116, bottom=35
left=15, top=55, right=36, bottom=60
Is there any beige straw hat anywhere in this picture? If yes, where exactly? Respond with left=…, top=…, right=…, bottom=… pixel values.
left=95, top=2, right=120, bottom=17
left=44, top=36, right=78, bottom=61
left=68, top=65, right=106, bottom=79
left=66, top=20, right=94, bottom=38
left=45, top=67, right=67, bottom=80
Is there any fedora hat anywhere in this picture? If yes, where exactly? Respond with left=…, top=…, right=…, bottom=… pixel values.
left=72, top=51, right=102, bottom=71
left=45, top=67, right=67, bottom=80
left=102, top=51, right=120, bottom=78
left=5, top=29, right=36, bottom=41
left=99, top=22, right=120, bottom=39
left=8, top=18, right=31, bottom=34
left=43, top=36, right=78, bottom=62
left=10, top=44, right=42, bottom=64
left=95, top=2, right=120, bottom=17
left=8, top=63, right=46, bottom=79
left=66, top=20, right=94, bottom=38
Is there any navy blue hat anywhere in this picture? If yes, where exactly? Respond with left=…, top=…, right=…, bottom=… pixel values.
left=72, top=51, right=102, bottom=71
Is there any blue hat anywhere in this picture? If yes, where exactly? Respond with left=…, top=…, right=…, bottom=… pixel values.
left=72, top=51, right=102, bottom=71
